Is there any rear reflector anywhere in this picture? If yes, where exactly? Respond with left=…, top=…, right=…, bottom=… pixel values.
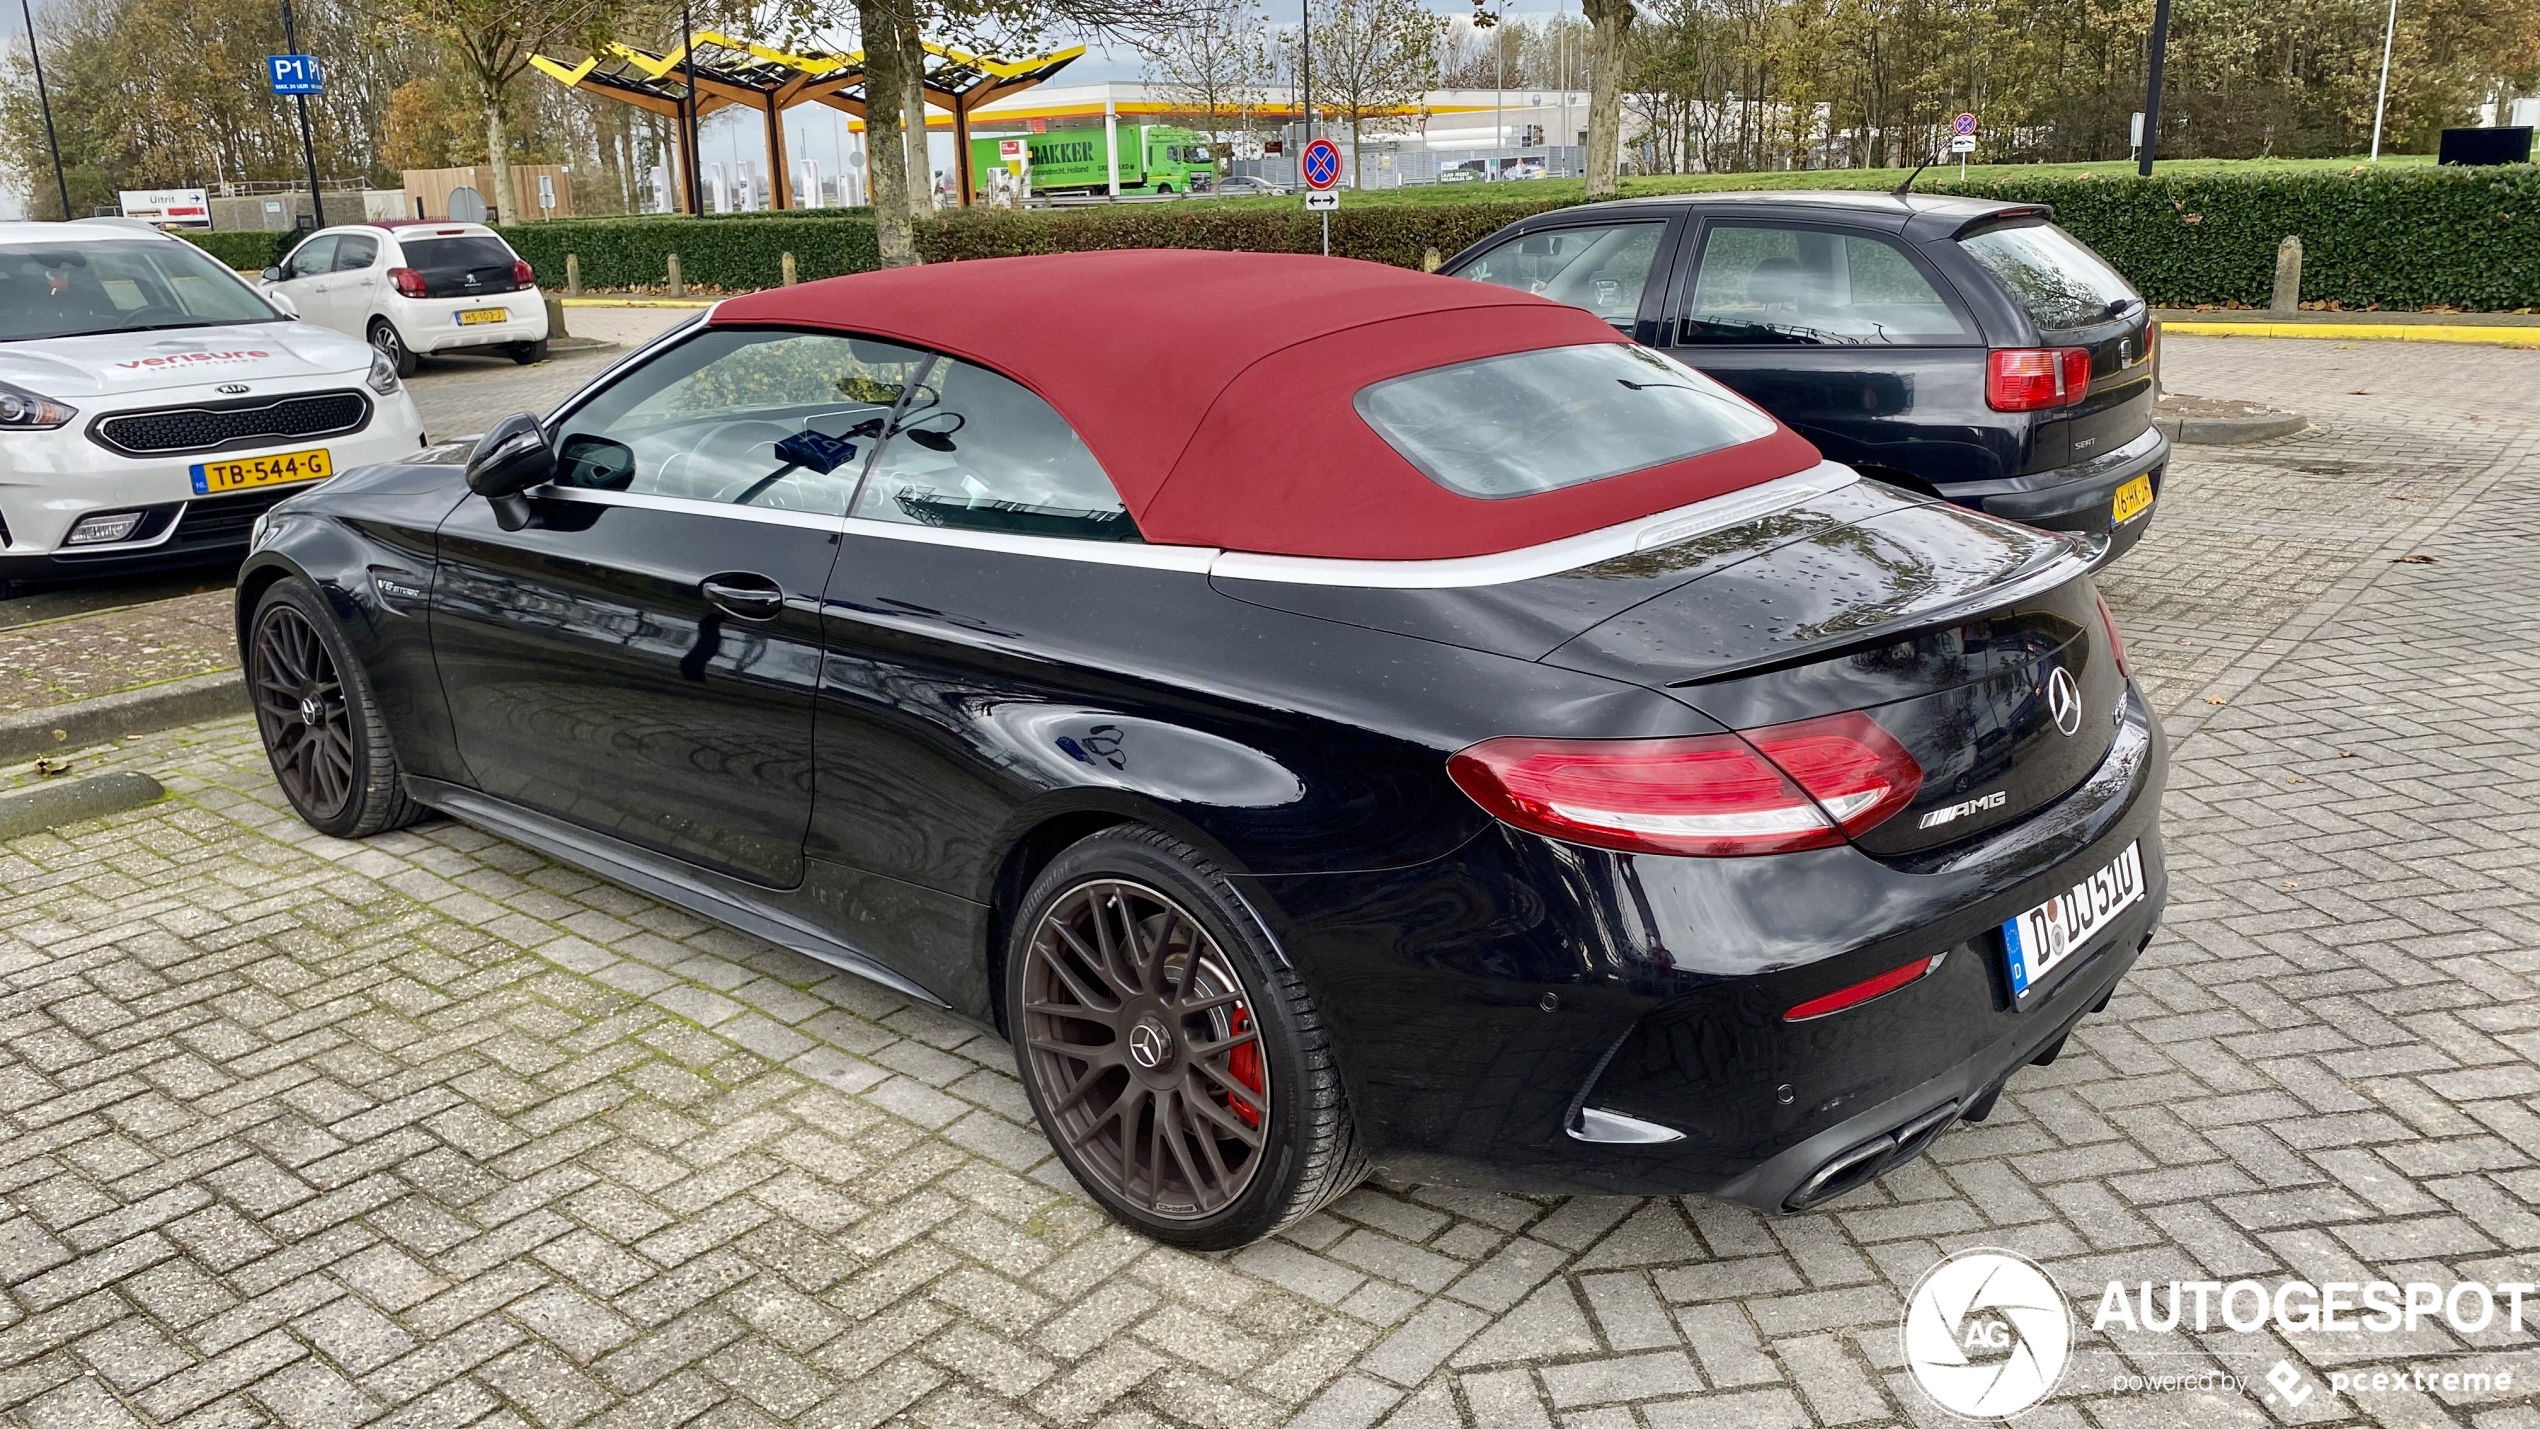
left=1447, top=712, right=1923, bottom=858
left=1785, top=952, right=1948, bottom=1022
left=2096, top=591, right=2131, bottom=678
left=1987, top=347, right=2091, bottom=411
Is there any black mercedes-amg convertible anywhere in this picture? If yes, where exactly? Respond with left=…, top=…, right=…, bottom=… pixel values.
left=237, top=250, right=2166, bottom=1248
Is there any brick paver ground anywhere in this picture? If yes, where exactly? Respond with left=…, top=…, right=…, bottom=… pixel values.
left=0, top=336, right=2534, bottom=1429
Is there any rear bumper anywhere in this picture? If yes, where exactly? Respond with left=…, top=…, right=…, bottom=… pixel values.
left=1255, top=683, right=2168, bottom=1202
left=1937, top=426, right=2168, bottom=567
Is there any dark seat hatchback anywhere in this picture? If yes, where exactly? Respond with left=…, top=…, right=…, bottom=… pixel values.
left=1444, top=192, right=2167, bottom=565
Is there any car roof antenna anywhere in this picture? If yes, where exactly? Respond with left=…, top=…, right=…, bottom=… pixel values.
left=1895, top=154, right=1937, bottom=197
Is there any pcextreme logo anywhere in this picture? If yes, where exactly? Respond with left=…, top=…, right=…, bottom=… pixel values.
left=1902, top=1248, right=2072, bottom=1419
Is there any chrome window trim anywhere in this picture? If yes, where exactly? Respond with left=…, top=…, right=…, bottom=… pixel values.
left=1210, top=462, right=1858, bottom=589
left=532, top=456, right=1857, bottom=588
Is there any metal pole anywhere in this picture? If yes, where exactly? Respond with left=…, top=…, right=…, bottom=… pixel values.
left=18, top=0, right=69, bottom=220
left=1493, top=0, right=1503, bottom=171
left=1299, top=0, right=1311, bottom=146
left=2135, top=0, right=2170, bottom=178
left=680, top=0, right=703, bottom=213
left=2370, top=0, right=2398, bottom=161
left=278, top=0, right=324, bottom=227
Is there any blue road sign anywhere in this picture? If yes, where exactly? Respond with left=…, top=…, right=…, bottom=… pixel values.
left=1300, top=138, right=1342, bottom=191
left=1953, top=111, right=1978, bottom=136
left=269, top=55, right=324, bottom=95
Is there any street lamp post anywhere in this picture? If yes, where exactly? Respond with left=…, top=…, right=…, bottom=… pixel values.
left=1298, top=0, right=1311, bottom=148
left=680, top=0, right=704, bottom=213
left=2135, top=0, right=2170, bottom=177
left=18, top=0, right=69, bottom=219
left=2369, top=0, right=2398, bottom=161
left=278, top=0, right=325, bottom=229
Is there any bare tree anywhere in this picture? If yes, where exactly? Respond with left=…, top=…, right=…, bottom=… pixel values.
left=1304, top=0, right=1439, bottom=187
left=1579, top=0, right=1629, bottom=195
left=1141, top=0, right=1271, bottom=192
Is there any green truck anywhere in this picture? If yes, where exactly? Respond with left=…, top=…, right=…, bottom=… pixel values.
left=969, top=125, right=1216, bottom=198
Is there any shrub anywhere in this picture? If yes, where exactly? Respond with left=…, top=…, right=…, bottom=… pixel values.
left=180, top=229, right=290, bottom=272
left=501, top=213, right=881, bottom=290
left=915, top=199, right=1571, bottom=270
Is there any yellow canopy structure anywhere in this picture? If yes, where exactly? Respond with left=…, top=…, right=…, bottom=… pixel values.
left=530, top=36, right=1082, bottom=211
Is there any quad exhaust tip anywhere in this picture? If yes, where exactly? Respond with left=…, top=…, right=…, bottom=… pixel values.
left=1783, top=1099, right=1960, bottom=1211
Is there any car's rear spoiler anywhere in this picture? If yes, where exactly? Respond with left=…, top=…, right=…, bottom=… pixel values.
left=1947, top=204, right=2055, bottom=239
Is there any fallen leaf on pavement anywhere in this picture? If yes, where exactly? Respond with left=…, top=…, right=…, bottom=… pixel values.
left=2205, top=696, right=2229, bottom=705
left=2394, top=553, right=2437, bottom=564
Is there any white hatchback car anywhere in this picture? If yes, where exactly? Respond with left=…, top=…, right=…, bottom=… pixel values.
left=0, top=220, right=424, bottom=595
left=260, top=221, right=550, bottom=377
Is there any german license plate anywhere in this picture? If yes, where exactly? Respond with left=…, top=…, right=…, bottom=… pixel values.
left=2002, top=841, right=2143, bottom=1003
left=456, top=307, right=509, bottom=326
left=190, top=447, right=333, bottom=495
left=2111, top=474, right=2154, bottom=524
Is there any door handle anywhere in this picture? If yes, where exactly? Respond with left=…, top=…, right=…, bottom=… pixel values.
left=700, top=572, right=786, bottom=621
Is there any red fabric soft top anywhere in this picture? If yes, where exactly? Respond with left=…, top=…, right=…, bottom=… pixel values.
left=712, top=250, right=1821, bottom=561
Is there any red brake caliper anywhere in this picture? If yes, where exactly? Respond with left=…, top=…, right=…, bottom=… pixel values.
left=1225, top=1005, right=1265, bottom=1127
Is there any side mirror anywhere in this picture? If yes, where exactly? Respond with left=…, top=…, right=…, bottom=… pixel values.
left=467, top=413, right=556, bottom=530
left=260, top=266, right=285, bottom=283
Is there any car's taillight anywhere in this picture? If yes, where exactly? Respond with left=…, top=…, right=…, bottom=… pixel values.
left=388, top=266, right=427, bottom=298
left=2096, top=591, right=2131, bottom=678
left=1986, top=347, right=2091, bottom=411
left=1447, top=712, right=1923, bottom=858
left=1785, top=952, right=1948, bottom=1022
left=512, top=259, right=535, bottom=286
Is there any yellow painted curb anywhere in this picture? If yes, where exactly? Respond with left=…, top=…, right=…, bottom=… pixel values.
left=559, top=296, right=720, bottom=308
left=2165, top=321, right=2540, bottom=348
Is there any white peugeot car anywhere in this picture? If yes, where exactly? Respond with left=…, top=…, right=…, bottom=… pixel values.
left=259, top=221, right=549, bottom=376
left=0, top=220, right=425, bottom=596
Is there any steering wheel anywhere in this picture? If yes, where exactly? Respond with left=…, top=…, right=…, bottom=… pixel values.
left=653, top=420, right=799, bottom=502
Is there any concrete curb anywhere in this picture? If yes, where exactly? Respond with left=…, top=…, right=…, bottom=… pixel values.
left=0, top=670, right=248, bottom=764
left=2165, top=320, right=2540, bottom=348
left=560, top=297, right=718, bottom=309
left=0, top=770, right=168, bottom=839
left=2156, top=413, right=2310, bottom=446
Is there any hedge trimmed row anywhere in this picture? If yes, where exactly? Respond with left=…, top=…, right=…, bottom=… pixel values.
left=186, top=165, right=2540, bottom=309
left=1916, top=165, right=2540, bottom=311
left=180, top=229, right=291, bottom=271
left=502, top=213, right=881, bottom=290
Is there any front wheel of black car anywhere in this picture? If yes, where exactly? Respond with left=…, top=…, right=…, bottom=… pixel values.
left=249, top=578, right=421, bottom=839
left=1008, top=826, right=1366, bottom=1248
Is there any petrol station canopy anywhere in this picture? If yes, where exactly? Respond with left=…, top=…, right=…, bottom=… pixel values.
left=529, top=35, right=1082, bottom=210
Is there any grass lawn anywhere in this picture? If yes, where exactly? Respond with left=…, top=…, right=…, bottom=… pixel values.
left=1197, top=153, right=2440, bottom=212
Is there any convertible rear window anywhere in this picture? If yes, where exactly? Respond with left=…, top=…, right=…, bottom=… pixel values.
left=1956, top=222, right=2138, bottom=330
left=1354, top=343, right=1778, bottom=499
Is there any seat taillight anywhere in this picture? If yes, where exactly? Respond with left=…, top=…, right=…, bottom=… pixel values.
left=1987, top=348, right=2091, bottom=412
left=1447, top=712, right=1923, bottom=858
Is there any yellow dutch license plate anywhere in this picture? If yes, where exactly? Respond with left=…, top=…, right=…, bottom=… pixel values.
left=457, top=307, right=509, bottom=326
left=190, top=447, right=333, bottom=495
left=2111, top=474, right=2154, bottom=524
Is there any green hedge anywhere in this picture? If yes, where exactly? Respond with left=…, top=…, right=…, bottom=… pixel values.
left=180, top=229, right=291, bottom=272
left=481, top=166, right=2540, bottom=309
left=914, top=200, right=1571, bottom=270
left=502, top=213, right=881, bottom=290
left=1918, top=165, right=2540, bottom=310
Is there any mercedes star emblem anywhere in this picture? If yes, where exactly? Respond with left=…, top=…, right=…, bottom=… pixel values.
left=2045, top=667, right=2083, bottom=737
left=1128, top=1021, right=1169, bottom=1069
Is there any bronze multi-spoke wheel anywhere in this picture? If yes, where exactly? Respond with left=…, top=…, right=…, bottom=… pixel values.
left=1009, top=826, right=1366, bottom=1248
left=1023, top=879, right=1270, bottom=1220
left=248, top=578, right=420, bottom=838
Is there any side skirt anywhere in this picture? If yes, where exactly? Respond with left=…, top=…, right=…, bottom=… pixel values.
left=406, top=776, right=951, bottom=1008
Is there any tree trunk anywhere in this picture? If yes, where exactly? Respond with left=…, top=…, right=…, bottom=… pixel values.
left=901, top=12, right=933, bottom=215
left=483, top=83, right=514, bottom=223
left=1581, top=0, right=1631, bottom=198
left=857, top=0, right=917, bottom=265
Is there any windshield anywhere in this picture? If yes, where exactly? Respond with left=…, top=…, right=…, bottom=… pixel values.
left=1956, top=222, right=2138, bottom=330
left=1355, top=343, right=1780, bottom=499
left=0, top=238, right=279, bottom=342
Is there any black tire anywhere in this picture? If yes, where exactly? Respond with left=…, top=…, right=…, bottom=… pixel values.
left=1008, top=825, right=1366, bottom=1248
left=368, top=319, right=417, bottom=378
left=509, top=338, right=549, bottom=365
left=248, top=577, right=422, bottom=839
